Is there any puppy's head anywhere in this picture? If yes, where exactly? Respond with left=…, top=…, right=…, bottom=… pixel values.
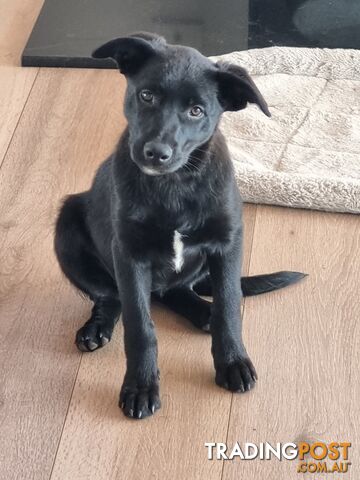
left=93, top=33, right=270, bottom=176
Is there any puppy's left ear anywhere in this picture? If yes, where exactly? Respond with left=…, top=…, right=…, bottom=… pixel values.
left=92, top=35, right=159, bottom=75
left=215, top=62, right=271, bottom=117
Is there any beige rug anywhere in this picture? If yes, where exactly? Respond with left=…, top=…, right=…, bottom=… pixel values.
left=213, top=47, right=360, bottom=213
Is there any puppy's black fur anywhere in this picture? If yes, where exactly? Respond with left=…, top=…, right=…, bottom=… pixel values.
left=55, top=33, right=305, bottom=420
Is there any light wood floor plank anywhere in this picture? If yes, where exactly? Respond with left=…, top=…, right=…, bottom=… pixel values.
left=0, top=0, right=44, bottom=166
left=0, top=68, right=125, bottom=480
left=0, top=0, right=44, bottom=66
left=49, top=206, right=257, bottom=480
left=0, top=66, right=38, bottom=167
left=223, top=206, right=360, bottom=479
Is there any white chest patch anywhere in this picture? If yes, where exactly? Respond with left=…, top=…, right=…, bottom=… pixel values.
left=172, top=230, right=184, bottom=273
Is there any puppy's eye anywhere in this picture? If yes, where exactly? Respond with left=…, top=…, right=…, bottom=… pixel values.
left=140, top=90, right=154, bottom=103
left=189, top=106, right=204, bottom=118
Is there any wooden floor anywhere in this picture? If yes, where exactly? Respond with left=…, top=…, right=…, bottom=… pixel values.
left=0, top=3, right=359, bottom=479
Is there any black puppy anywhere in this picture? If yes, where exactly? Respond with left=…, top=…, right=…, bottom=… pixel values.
left=55, top=33, right=305, bottom=420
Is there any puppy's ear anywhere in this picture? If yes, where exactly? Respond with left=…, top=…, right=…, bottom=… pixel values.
left=215, top=62, right=271, bottom=117
left=128, top=32, right=166, bottom=45
left=92, top=35, right=161, bottom=75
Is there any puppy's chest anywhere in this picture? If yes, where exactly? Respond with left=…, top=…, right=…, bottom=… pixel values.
left=171, top=230, right=185, bottom=272
left=123, top=213, right=232, bottom=271
left=139, top=226, right=192, bottom=273
left=158, top=222, right=230, bottom=273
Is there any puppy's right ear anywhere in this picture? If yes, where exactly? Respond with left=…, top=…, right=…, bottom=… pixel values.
left=92, top=37, right=157, bottom=75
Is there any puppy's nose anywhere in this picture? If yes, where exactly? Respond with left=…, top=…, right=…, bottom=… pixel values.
left=144, top=142, right=173, bottom=163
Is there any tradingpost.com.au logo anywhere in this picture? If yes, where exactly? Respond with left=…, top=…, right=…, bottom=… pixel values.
left=205, top=442, right=351, bottom=474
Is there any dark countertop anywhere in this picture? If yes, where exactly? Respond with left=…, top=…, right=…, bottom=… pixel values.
left=22, top=0, right=360, bottom=68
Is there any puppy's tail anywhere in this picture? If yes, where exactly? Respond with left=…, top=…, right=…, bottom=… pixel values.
left=241, top=271, right=307, bottom=297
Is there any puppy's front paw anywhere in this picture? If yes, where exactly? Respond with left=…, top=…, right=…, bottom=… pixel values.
left=119, top=375, right=161, bottom=419
left=215, top=357, right=257, bottom=393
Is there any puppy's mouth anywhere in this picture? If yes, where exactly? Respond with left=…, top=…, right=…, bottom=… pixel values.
left=138, top=157, right=200, bottom=176
left=135, top=158, right=185, bottom=176
left=140, top=166, right=164, bottom=176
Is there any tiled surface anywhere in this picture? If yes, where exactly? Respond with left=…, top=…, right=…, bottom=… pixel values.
left=22, top=0, right=360, bottom=68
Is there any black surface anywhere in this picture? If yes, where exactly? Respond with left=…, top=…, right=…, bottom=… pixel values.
left=22, top=0, right=360, bottom=68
